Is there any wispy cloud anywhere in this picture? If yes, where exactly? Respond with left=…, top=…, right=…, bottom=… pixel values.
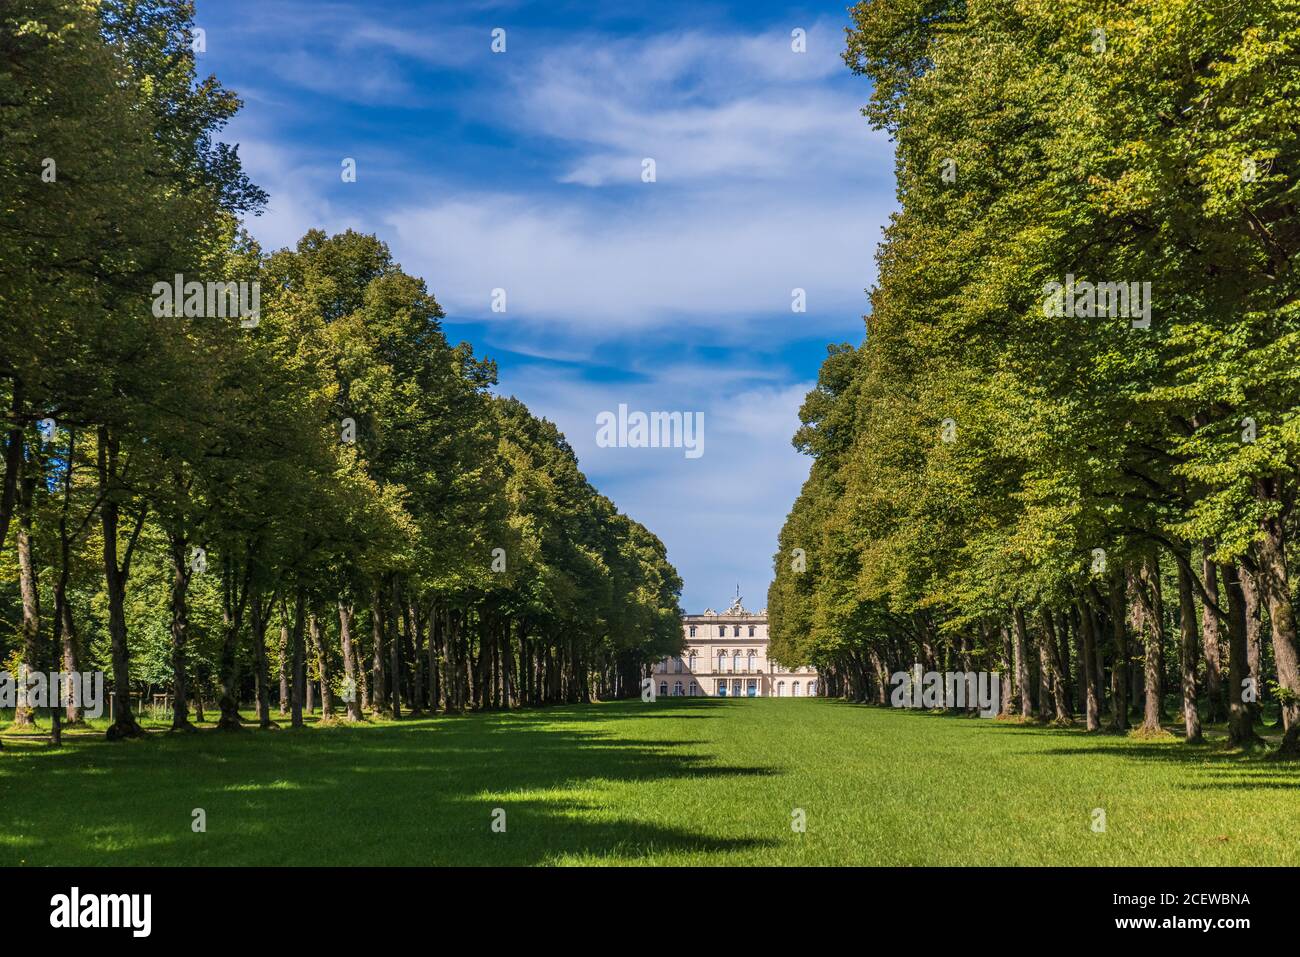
left=514, top=21, right=872, bottom=187
left=383, top=186, right=885, bottom=334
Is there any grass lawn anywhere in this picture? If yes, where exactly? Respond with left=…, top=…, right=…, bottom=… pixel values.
left=1, top=697, right=1297, bottom=866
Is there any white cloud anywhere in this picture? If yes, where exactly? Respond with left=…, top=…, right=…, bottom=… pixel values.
left=373, top=16, right=893, bottom=335
left=229, top=16, right=894, bottom=335
left=552, top=94, right=873, bottom=186
left=383, top=186, right=886, bottom=334
left=514, top=21, right=876, bottom=187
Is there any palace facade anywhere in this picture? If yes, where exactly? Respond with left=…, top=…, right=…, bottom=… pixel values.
left=654, top=592, right=818, bottom=698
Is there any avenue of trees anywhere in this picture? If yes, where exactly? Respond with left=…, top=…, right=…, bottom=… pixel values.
left=769, top=0, right=1300, bottom=754
left=0, top=0, right=683, bottom=743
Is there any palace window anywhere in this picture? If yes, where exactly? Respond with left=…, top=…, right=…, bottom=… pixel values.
left=792, top=681, right=801, bottom=697
left=777, top=681, right=785, bottom=697
left=747, top=679, right=757, bottom=697
left=717, top=651, right=727, bottom=672
left=688, top=654, right=697, bottom=671
left=733, top=626, right=741, bottom=637
left=717, top=679, right=727, bottom=697
left=748, top=625, right=755, bottom=637
left=732, top=653, right=741, bottom=672
left=808, top=680, right=817, bottom=696
left=658, top=660, right=667, bottom=673
left=659, top=682, right=668, bottom=698
left=747, top=651, right=755, bottom=672
left=689, top=625, right=696, bottom=637
left=673, top=682, right=683, bottom=697
left=689, top=681, right=697, bottom=696
left=732, top=679, right=742, bottom=696
left=673, top=657, right=683, bottom=673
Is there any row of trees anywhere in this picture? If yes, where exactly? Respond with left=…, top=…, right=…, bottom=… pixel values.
left=769, top=0, right=1300, bottom=754
left=0, top=0, right=682, bottom=743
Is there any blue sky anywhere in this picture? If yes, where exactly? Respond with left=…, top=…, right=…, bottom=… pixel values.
left=198, top=0, right=896, bottom=612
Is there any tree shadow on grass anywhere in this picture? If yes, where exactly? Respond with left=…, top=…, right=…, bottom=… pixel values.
left=1016, top=735, right=1300, bottom=793
left=838, top=700, right=1300, bottom=794
left=0, top=698, right=781, bottom=866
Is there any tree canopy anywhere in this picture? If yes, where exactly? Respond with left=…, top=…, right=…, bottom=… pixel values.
left=770, top=0, right=1300, bottom=754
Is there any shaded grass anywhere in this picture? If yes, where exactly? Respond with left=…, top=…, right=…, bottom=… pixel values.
left=1, top=698, right=1297, bottom=865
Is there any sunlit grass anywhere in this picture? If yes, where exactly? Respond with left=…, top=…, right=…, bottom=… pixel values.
left=1, top=698, right=1296, bottom=865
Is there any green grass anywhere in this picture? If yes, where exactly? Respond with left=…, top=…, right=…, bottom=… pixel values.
left=1, top=698, right=1297, bottom=865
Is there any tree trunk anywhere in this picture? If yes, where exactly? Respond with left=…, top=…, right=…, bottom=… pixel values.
left=310, top=609, right=335, bottom=719
left=1040, top=607, right=1070, bottom=722
left=13, top=456, right=41, bottom=728
left=168, top=531, right=195, bottom=731
left=389, top=579, right=402, bottom=720
left=1175, top=556, right=1203, bottom=743
left=370, top=583, right=387, bottom=716
left=1012, top=607, right=1033, bottom=717
left=216, top=552, right=250, bottom=731
left=444, top=606, right=460, bottom=714
left=1239, top=563, right=1265, bottom=724
left=1003, top=624, right=1013, bottom=712
left=428, top=603, right=442, bottom=712
left=1106, top=564, right=1130, bottom=731
left=99, top=427, right=144, bottom=740
left=408, top=599, right=424, bottom=715
left=251, top=591, right=275, bottom=729
left=1220, top=562, right=1263, bottom=748
left=1131, top=560, right=1165, bottom=734
left=290, top=589, right=306, bottom=729
left=1201, top=548, right=1226, bottom=723
left=49, top=579, right=65, bottom=748
left=1036, top=626, right=1052, bottom=720
left=338, top=600, right=363, bottom=722
left=60, top=590, right=83, bottom=724
left=278, top=614, right=290, bottom=716
left=1076, top=597, right=1100, bottom=731
left=1149, top=558, right=1169, bottom=721
left=1056, top=610, right=1072, bottom=711
left=1090, top=602, right=1106, bottom=719
left=1253, top=482, right=1300, bottom=755
left=359, top=649, right=371, bottom=712
left=49, top=431, right=81, bottom=746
